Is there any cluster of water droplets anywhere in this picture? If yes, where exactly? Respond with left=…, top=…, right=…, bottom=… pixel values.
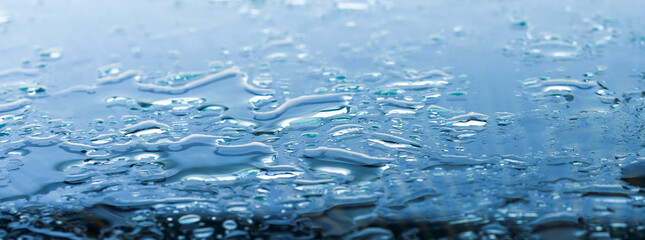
left=0, top=0, right=644, bottom=239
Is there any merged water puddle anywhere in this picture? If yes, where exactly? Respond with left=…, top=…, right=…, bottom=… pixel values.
left=0, top=0, right=644, bottom=239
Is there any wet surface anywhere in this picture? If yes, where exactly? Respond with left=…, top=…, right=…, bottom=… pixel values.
left=0, top=0, right=645, bottom=239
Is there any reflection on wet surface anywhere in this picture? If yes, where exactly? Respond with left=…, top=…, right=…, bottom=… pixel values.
left=0, top=0, right=645, bottom=239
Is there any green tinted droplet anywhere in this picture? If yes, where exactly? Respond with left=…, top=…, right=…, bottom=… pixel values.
left=289, top=118, right=323, bottom=129
left=333, top=84, right=362, bottom=92
left=39, top=47, right=63, bottom=61
left=447, top=90, right=467, bottom=101
left=372, top=88, right=403, bottom=95
left=314, top=87, right=328, bottom=93
left=302, top=132, right=319, bottom=137
left=19, top=86, right=46, bottom=96
left=97, top=63, right=122, bottom=78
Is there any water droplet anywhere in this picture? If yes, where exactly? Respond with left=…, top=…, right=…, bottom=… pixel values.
left=178, top=214, right=201, bottom=225
left=39, top=47, right=63, bottom=61
left=193, top=227, right=214, bottom=238
left=222, top=219, right=237, bottom=230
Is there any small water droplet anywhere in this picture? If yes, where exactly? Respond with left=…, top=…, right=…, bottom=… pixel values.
left=178, top=214, right=201, bottom=225
left=222, top=219, right=237, bottom=230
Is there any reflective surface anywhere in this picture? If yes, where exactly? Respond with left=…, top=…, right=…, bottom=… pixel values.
left=0, top=0, right=645, bottom=239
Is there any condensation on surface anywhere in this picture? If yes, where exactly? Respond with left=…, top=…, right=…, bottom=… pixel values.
left=0, top=0, right=644, bottom=239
